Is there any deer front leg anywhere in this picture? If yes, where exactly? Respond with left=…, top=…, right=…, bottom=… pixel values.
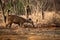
left=19, top=23, right=24, bottom=27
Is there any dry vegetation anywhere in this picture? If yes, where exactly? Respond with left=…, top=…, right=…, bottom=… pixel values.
left=0, top=11, right=59, bottom=29
left=0, top=0, right=60, bottom=40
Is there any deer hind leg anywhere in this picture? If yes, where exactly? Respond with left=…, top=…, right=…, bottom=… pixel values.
left=6, top=23, right=12, bottom=28
left=6, top=24, right=9, bottom=28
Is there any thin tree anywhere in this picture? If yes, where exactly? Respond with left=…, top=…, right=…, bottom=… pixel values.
left=26, top=0, right=31, bottom=19
left=0, top=0, right=6, bottom=23
left=41, top=0, right=48, bottom=19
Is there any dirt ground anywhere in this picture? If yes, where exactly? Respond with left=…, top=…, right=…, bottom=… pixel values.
left=0, top=26, right=60, bottom=40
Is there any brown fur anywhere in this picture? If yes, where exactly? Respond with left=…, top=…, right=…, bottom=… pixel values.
left=6, top=15, right=34, bottom=28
